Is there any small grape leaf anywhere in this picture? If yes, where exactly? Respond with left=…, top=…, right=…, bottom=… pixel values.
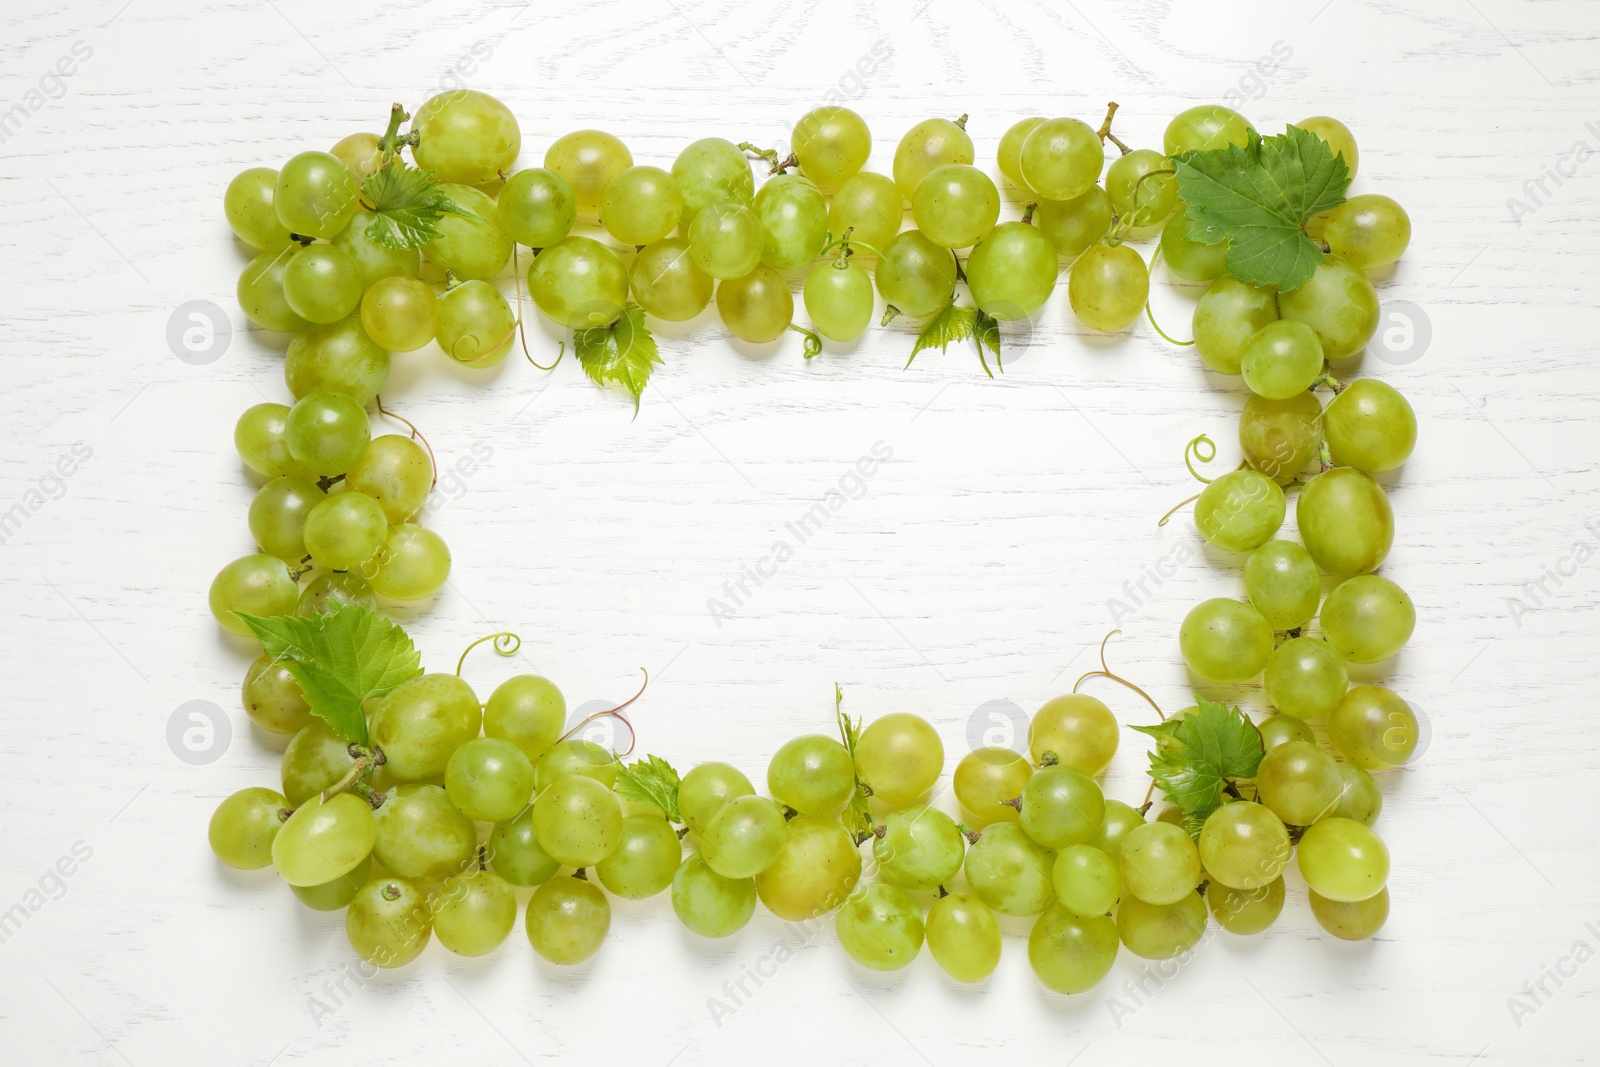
left=615, top=754, right=682, bottom=823
left=907, top=299, right=978, bottom=368
left=835, top=684, right=874, bottom=843
left=1130, top=697, right=1264, bottom=835
left=360, top=157, right=481, bottom=251
left=973, top=309, right=1000, bottom=379
left=1171, top=124, right=1350, bottom=292
left=237, top=604, right=423, bottom=745
left=574, top=305, right=662, bottom=415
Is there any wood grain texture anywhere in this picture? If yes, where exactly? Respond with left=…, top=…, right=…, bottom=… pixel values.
left=1, top=0, right=1597, bottom=1063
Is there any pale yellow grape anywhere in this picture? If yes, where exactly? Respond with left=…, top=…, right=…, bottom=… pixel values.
left=242, top=653, right=312, bottom=734
left=854, top=711, right=943, bottom=806
left=283, top=316, right=390, bottom=407
left=671, top=137, right=755, bottom=227
left=630, top=238, right=713, bottom=321
left=272, top=792, right=376, bottom=887
left=1243, top=539, right=1321, bottom=630
left=209, top=787, right=286, bottom=869
left=753, top=174, right=828, bottom=269
left=496, top=167, right=577, bottom=248
left=526, top=876, right=610, bottom=964
left=1239, top=391, right=1323, bottom=484
left=964, top=822, right=1055, bottom=916
left=1193, top=274, right=1278, bottom=375
left=1160, top=213, right=1228, bottom=282
left=873, top=805, right=965, bottom=890
left=209, top=553, right=299, bottom=636
left=296, top=571, right=375, bottom=617
left=671, top=854, right=756, bottom=937
left=997, top=116, right=1047, bottom=194
left=367, top=673, right=481, bottom=781
left=925, top=892, right=1002, bottom=982
left=363, top=522, right=451, bottom=601
left=1328, top=685, right=1419, bottom=768
left=688, top=202, right=765, bottom=281
left=1324, top=379, right=1417, bottom=473
left=1164, top=105, right=1254, bottom=155
left=1209, top=877, right=1285, bottom=935
left=484, top=674, right=566, bottom=763
left=953, top=746, right=1032, bottom=825
left=285, top=390, right=369, bottom=477
left=874, top=230, right=957, bottom=317
left=1298, top=817, right=1389, bottom=901
left=792, top=105, right=871, bottom=190
left=678, top=762, right=754, bottom=838
left=432, top=868, right=517, bottom=956
left=965, top=221, right=1058, bottom=319
left=1321, top=575, right=1415, bottom=663
left=1255, top=740, right=1342, bottom=826
left=1197, top=801, right=1290, bottom=889
left=595, top=813, right=682, bottom=899
left=1325, top=194, right=1411, bottom=271
left=1118, top=821, right=1202, bottom=905
left=601, top=165, right=683, bottom=245
left=436, top=279, right=515, bottom=367
left=1116, top=892, right=1208, bottom=959
left=1068, top=243, right=1147, bottom=332
left=1264, top=637, right=1348, bottom=721
left=1052, top=843, right=1121, bottom=916
left=893, top=116, right=974, bottom=199
left=1106, top=148, right=1178, bottom=232
left=1179, top=598, right=1273, bottom=682
left=274, top=150, right=356, bottom=239
left=347, top=878, right=431, bottom=967
left=329, top=132, right=381, bottom=181
left=1296, top=116, right=1359, bottom=177
left=345, top=434, right=432, bottom=523
left=544, top=129, right=632, bottom=215
left=224, top=167, right=293, bottom=251
left=766, top=734, right=854, bottom=816
left=1029, top=904, right=1118, bottom=993
left=803, top=259, right=875, bottom=341
left=1333, top=762, right=1383, bottom=825
left=700, top=794, right=786, bottom=878
left=331, top=209, right=420, bottom=288
left=1034, top=187, right=1112, bottom=260
left=445, top=737, right=536, bottom=823
left=1018, top=765, right=1104, bottom=850
left=412, top=89, right=520, bottom=184
left=1310, top=885, right=1389, bottom=939
left=1277, top=255, right=1379, bottom=359
left=303, top=491, right=387, bottom=571
left=911, top=163, right=1000, bottom=249
left=528, top=235, right=629, bottom=329
left=487, top=808, right=560, bottom=887
left=280, top=721, right=354, bottom=804
left=716, top=265, right=793, bottom=344
left=533, top=740, right=621, bottom=791
left=1193, top=468, right=1285, bottom=553
left=753, top=814, right=861, bottom=920
left=425, top=184, right=512, bottom=280
left=238, top=248, right=309, bottom=333
left=1258, top=713, right=1315, bottom=750
left=1241, top=320, right=1325, bottom=400
left=826, top=171, right=903, bottom=253
left=1019, top=117, right=1103, bottom=202
left=234, top=402, right=298, bottom=478
left=372, top=783, right=476, bottom=881
left=360, top=277, right=437, bottom=352
left=1297, top=466, right=1393, bottom=577
left=248, top=475, right=323, bottom=561
left=532, top=773, right=623, bottom=868
left=836, top=882, right=924, bottom=971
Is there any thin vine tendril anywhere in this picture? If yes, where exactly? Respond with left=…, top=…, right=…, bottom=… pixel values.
left=556, top=668, right=648, bottom=757
left=375, top=395, right=438, bottom=489
left=1144, top=246, right=1196, bottom=347
left=1183, top=433, right=1218, bottom=482
left=455, top=631, right=521, bottom=677
left=513, top=245, right=565, bottom=371
left=1074, top=629, right=1166, bottom=721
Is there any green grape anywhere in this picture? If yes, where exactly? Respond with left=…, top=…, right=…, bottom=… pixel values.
left=1193, top=275, right=1278, bottom=375
left=688, top=202, right=765, bottom=281
left=792, top=105, right=871, bottom=190
left=411, top=89, right=520, bottom=185
left=238, top=248, right=310, bottom=333
left=209, top=554, right=298, bottom=636
left=368, top=673, right=481, bottom=781
left=1240, top=391, right=1322, bottom=484
left=528, top=875, right=611, bottom=963
left=1179, top=598, right=1273, bottom=682
left=1164, top=105, right=1254, bottom=155
left=1243, top=540, right=1321, bottom=630
left=1116, top=891, right=1208, bottom=959
left=1160, top=213, right=1227, bottom=282
left=631, top=238, right=713, bottom=321
left=331, top=209, right=420, bottom=288
left=209, top=787, right=286, bottom=869
left=925, top=892, right=1001, bottom=982
left=875, top=230, right=957, bottom=317
left=1034, top=187, right=1111, bottom=261
left=488, top=808, right=560, bottom=887
left=1256, top=740, right=1342, bottom=826
left=497, top=168, right=577, bottom=248
left=284, top=317, right=390, bottom=406
left=303, top=491, right=387, bottom=570
left=1241, top=320, right=1325, bottom=399
left=1325, top=194, right=1410, bottom=271
left=1297, top=466, right=1393, bottom=576
left=347, top=878, right=431, bottom=968
left=1019, top=117, right=1103, bottom=202
left=1019, top=765, right=1105, bottom=850
left=964, top=822, right=1055, bottom=916
left=700, top=794, right=785, bottom=878
left=1333, top=762, right=1382, bottom=825
left=767, top=734, right=854, bottom=816
left=1197, top=800, right=1290, bottom=889
left=1194, top=468, right=1286, bottom=553
left=1029, top=903, right=1118, bottom=993
left=432, top=868, right=517, bottom=956
left=966, top=221, right=1058, bottom=320
left=803, top=259, right=874, bottom=341
left=678, top=762, right=754, bottom=837
left=281, top=721, right=354, bottom=804
left=273, top=791, right=376, bottom=886
left=855, top=712, right=943, bottom=806
left=1259, top=714, right=1314, bottom=750
left=716, top=264, right=793, bottom=344
left=827, top=171, right=902, bottom=253
left=1208, top=877, right=1284, bottom=934
left=837, top=883, right=924, bottom=971
left=285, top=390, right=369, bottom=477
left=911, top=164, right=1000, bottom=249
left=1328, top=685, right=1419, bottom=768
left=1106, top=148, right=1177, bottom=232
left=360, top=276, right=437, bottom=352
left=1321, top=575, right=1415, bottom=664
left=248, top=475, right=324, bottom=560
left=243, top=652, right=313, bottom=734
left=425, top=185, right=512, bottom=280
left=1052, top=843, right=1121, bottom=915
left=1028, top=694, right=1117, bottom=776
left=484, top=675, right=566, bottom=763
left=528, top=236, right=629, bottom=329
left=534, top=739, right=620, bottom=790
left=1094, top=800, right=1146, bottom=859
left=292, top=854, right=371, bottom=911
left=1297, top=116, right=1358, bottom=177
left=445, top=737, right=536, bottom=822
left=753, top=814, right=861, bottom=919
left=1068, top=243, right=1148, bottom=332
left=372, top=783, right=476, bottom=880
left=235, top=403, right=298, bottom=478
left=532, top=773, right=623, bottom=868
left=873, top=805, right=965, bottom=890
left=345, top=435, right=432, bottom=523
left=364, top=523, right=451, bottom=600
left=297, top=571, right=375, bottom=617
left=671, top=853, right=756, bottom=937
left=225, top=167, right=293, bottom=251
left=330, top=133, right=382, bottom=182
left=1277, top=255, right=1379, bottom=359
left=953, top=747, right=1032, bottom=826
left=1325, top=379, right=1416, bottom=473
left=1298, top=817, right=1388, bottom=901
left=893, top=116, right=974, bottom=199
left=545, top=129, right=632, bottom=216
left=753, top=173, right=828, bottom=269
left=1119, top=821, right=1203, bottom=905
left=671, top=137, right=755, bottom=228
left=274, top=151, right=356, bottom=239
left=601, top=165, right=683, bottom=245
left=1310, top=885, right=1388, bottom=939
left=1265, top=637, right=1348, bottom=721
left=436, top=279, right=515, bottom=367
left=998, top=116, right=1047, bottom=193
left=596, top=814, right=681, bottom=898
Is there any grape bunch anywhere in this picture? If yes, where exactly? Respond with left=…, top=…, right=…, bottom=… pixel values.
left=208, top=90, right=1420, bottom=989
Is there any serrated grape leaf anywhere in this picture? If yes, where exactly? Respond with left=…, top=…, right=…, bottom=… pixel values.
left=973, top=309, right=1000, bottom=379
left=574, top=305, right=662, bottom=415
left=907, top=299, right=978, bottom=368
left=237, top=604, right=423, bottom=745
left=360, top=157, right=481, bottom=251
left=1171, top=124, right=1350, bottom=292
left=614, top=754, right=682, bottom=823
left=1130, top=697, right=1264, bottom=835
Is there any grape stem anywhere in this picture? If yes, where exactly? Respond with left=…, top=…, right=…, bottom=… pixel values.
left=555, top=668, right=648, bottom=757
left=1318, top=440, right=1334, bottom=471
left=1000, top=796, right=1023, bottom=811
left=377, top=103, right=416, bottom=160
left=1095, top=102, right=1131, bottom=155
left=318, top=750, right=384, bottom=806
left=789, top=323, right=823, bottom=360
left=573, top=868, right=589, bottom=881
left=455, top=631, right=522, bottom=677
left=375, top=395, right=438, bottom=489
left=952, top=113, right=970, bottom=131
left=880, top=305, right=902, bottom=327
left=1020, top=202, right=1037, bottom=225
left=1073, top=629, right=1166, bottom=722
left=1316, top=369, right=1346, bottom=393
left=737, top=142, right=794, bottom=175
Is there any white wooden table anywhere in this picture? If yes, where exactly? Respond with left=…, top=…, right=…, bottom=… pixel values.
left=1, top=0, right=1596, bottom=1063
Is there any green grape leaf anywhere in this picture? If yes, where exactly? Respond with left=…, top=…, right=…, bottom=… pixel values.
left=907, top=299, right=978, bottom=368
left=1171, top=124, right=1350, bottom=292
left=360, top=157, right=480, bottom=251
left=973, top=309, right=1000, bottom=379
left=614, top=754, right=682, bottom=823
left=1130, top=697, right=1264, bottom=835
left=237, top=604, right=423, bottom=745
left=834, top=684, right=874, bottom=843
left=574, top=305, right=663, bottom=415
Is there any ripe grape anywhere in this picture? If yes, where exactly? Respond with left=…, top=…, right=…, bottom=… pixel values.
left=344, top=435, right=432, bottom=523
left=803, top=259, right=875, bottom=341
left=1029, top=903, right=1118, bottom=993
left=925, top=892, right=1001, bottom=982
left=210, top=553, right=298, bottom=636
left=964, top=822, right=1055, bottom=916
left=837, top=882, right=924, bottom=971
left=1258, top=713, right=1314, bottom=750
left=533, top=773, right=624, bottom=868
left=1019, top=765, right=1104, bottom=850
left=1034, top=187, right=1112, bottom=260
left=412, top=89, right=520, bottom=184
left=700, top=794, right=786, bottom=878
left=235, top=403, right=298, bottom=478
left=1194, top=468, right=1286, bottom=553
left=330, top=132, right=381, bottom=181
left=1068, top=243, right=1148, bottom=332
left=1028, top=694, right=1117, bottom=775
left=826, top=171, right=902, bottom=253
left=1277, top=255, right=1379, bottom=359
left=273, top=791, right=376, bottom=887
left=873, top=805, right=965, bottom=890
left=238, top=248, right=310, bottom=333
left=545, top=129, right=632, bottom=216
left=1240, top=391, right=1322, bottom=484
left=1094, top=800, right=1146, bottom=859
left=1164, top=105, right=1253, bottom=155
left=716, top=264, right=793, bottom=344
left=487, top=808, right=560, bottom=887
left=1052, top=843, right=1121, bottom=916
left=595, top=814, right=682, bottom=899
left=284, top=316, right=390, bottom=406
left=368, top=673, right=481, bottom=781
left=1264, top=637, right=1348, bottom=721
left=347, top=877, right=431, bottom=967
left=1298, top=817, right=1388, bottom=901
left=446, top=737, right=536, bottom=822
left=364, top=523, right=451, bottom=600
left=280, top=721, right=354, bottom=803
left=432, top=868, right=517, bottom=956
left=754, top=173, right=828, bottom=269
left=1296, top=116, right=1358, bottom=176
left=285, top=390, right=369, bottom=477
left=527, top=876, right=610, bottom=964
left=1328, top=685, right=1419, bottom=768
left=601, top=165, right=684, bottom=246
left=209, top=787, right=287, bottom=869
left=497, top=168, right=577, bottom=248
left=1243, top=539, right=1321, bottom=630
left=535, top=740, right=620, bottom=789
left=1178, top=598, right=1273, bottom=682
left=1255, top=740, right=1342, bottom=826
left=1116, top=892, right=1208, bottom=959
left=953, top=746, right=1032, bottom=825
left=688, top=202, right=766, bottom=280
left=998, top=116, right=1047, bottom=193
left=855, top=711, right=943, bottom=806
left=792, top=105, right=871, bottom=190
left=1118, top=821, right=1203, bottom=905
left=298, top=571, right=375, bottom=616
left=965, top=221, right=1058, bottom=319
left=360, top=276, right=437, bottom=352
left=484, top=674, right=566, bottom=763
left=1159, top=213, right=1227, bottom=282
left=1325, top=194, right=1410, bottom=271
left=275, top=150, right=356, bottom=238
left=1193, top=275, right=1278, bottom=374
left=1297, top=466, right=1394, bottom=576
left=671, top=853, right=756, bottom=937
left=425, top=184, right=512, bottom=280
left=242, top=653, right=312, bottom=734
left=248, top=475, right=323, bottom=560
left=753, top=814, right=861, bottom=920
left=1197, top=801, right=1291, bottom=889
left=1208, top=877, right=1284, bottom=935
left=1324, top=379, right=1416, bottom=472
left=767, top=734, right=854, bottom=816
left=1311, top=885, right=1389, bottom=939
left=291, top=854, right=371, bottom=911
left=1321, top=575, right=1415, bottom=663
left=303, top=492, right=387, bottom=570
left=911, top=163, right=1000, bottom=249
left=225, top=168, right=293, bottom=251
left=1106, top=148, right=1177, bottom=232
left=528, top=236, right=629, bottom=329
left=672, top=137, right=755, bottom=228
left=1019, top=117, right=1103, bottom=202
left=436, top=278, right=515, bottom=367
left=1241, top=320, right=1325, bottom=400
left=631, top=238, right=714, bottom=321
left=875, top=230, right=957, bottom=317
left=331, top=209, right=420, bottom=288
left=1333, top=762, right=1383, bottom=825
left=893, top=116, right=974, bottom=199
left=373, top=783, right=476, bottom=880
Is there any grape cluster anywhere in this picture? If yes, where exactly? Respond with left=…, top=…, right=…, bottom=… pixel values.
left=209, top=90, right=1418, bottom=988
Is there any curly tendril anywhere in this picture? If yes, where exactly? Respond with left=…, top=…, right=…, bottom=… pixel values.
left=513, top=245, right=565, bottom=371
left=556, top=668, right=648, bottom=758
left=375, top=395, right=438, bottom=489
left=1143, top=247, right=1196, bottom=347
left=1073, top=629, right=1166, bottom=722
left=455, top=631, right=522, bottom=677
left=1156, top=434, right=1220, bottom=527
